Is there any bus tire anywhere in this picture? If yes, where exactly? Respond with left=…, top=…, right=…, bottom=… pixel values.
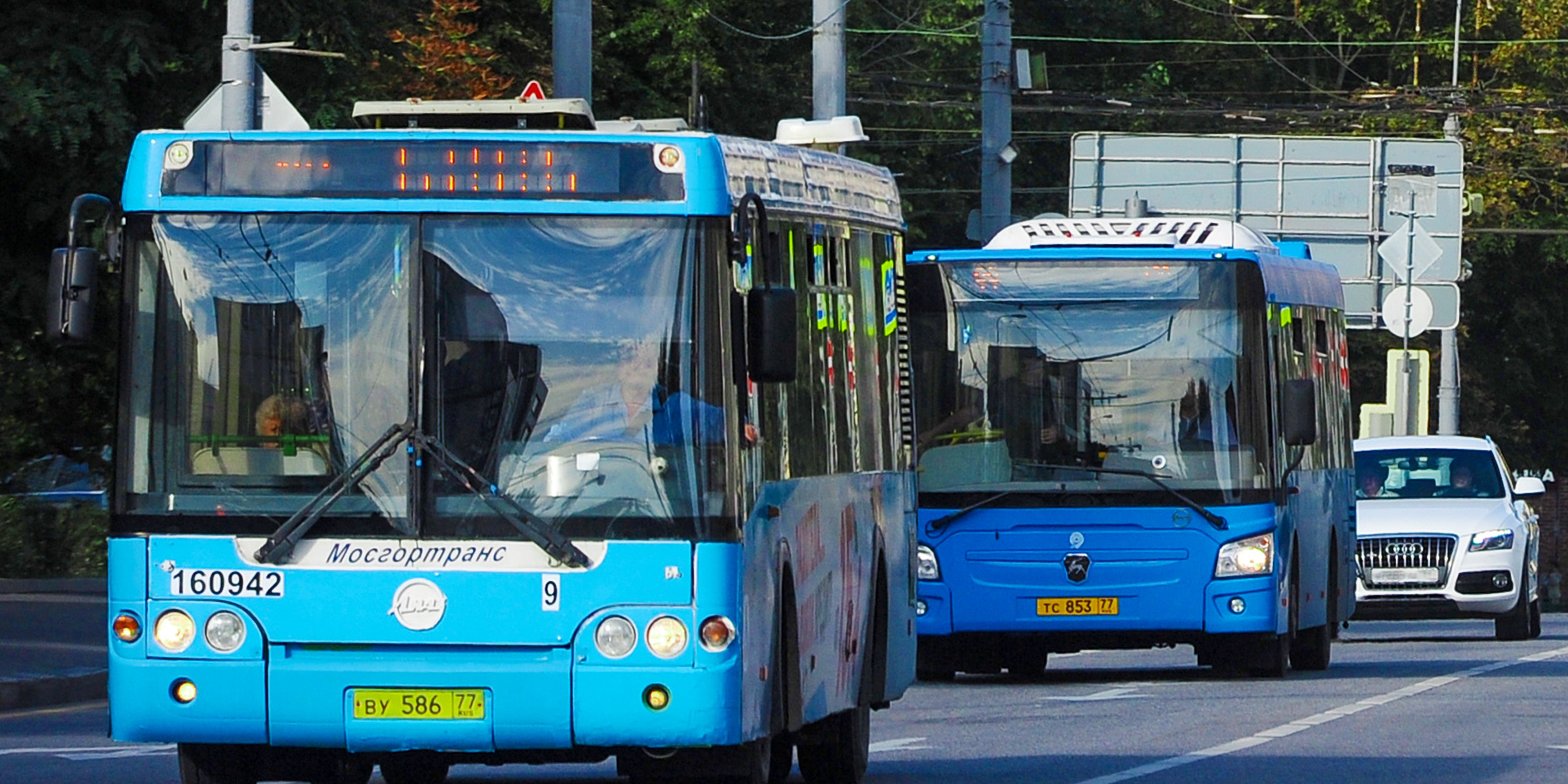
left=177, top=743, right=258, bottom=784
left=1290, top=543, right=1334, bottom=671
left=796, top=704, right=870, bottom=784
left=1530, top=595, right=1543, bottom=639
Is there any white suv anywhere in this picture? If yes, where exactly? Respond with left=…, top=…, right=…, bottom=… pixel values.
left=1352, top=435, right=1545, bottom=640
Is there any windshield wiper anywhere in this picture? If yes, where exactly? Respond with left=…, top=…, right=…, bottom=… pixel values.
left=927, top=490, right=1037, bottom=533
left=406, top=429, right=591, bottom=568
left=254, top=422, right=591, bottom=568
left=255, top=422, right=414, bottom=564
left=925, top=464, right=1227, bottom=533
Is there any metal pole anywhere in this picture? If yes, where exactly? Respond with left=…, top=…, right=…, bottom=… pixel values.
left=553, top=0, right=592, bottom=106
left=979, top=0, right=1013, bottom=242
left=1399, top=190, right=1421, bottom=436
left=220, top=0, right=256, bottom=131
left=1439, top=113, right=1462, bottom=434
left=813, top=0, right=847, bottom=119
left=1451, top=0, right=1464, bottom=88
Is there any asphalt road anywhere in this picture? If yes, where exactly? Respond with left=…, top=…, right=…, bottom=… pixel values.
left=4, top=617, right=1567, bottom=784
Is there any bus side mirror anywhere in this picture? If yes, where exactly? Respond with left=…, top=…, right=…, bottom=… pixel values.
left=47, top=246, right=100, bottom=343
left=47, top=193, right=114, bottom=343
left=1282, top=379, right=1317, bottom=446
left=747, top=287, right=797, bottom=383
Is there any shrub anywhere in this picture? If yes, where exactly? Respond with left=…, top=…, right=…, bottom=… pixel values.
left=0, top=496, right=107, bottom=578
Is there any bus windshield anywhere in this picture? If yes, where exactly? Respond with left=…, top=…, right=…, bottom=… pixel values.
left=125, top=213, right=734, bottom=541
left=910, top=259, right=1271, bottom=502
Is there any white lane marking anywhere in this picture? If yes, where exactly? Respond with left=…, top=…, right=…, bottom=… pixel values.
left=0, top=744, right=174, bottom=758
left=1550, top=746, right=1568, bottom=752
left=1070, top=643, right=1568, bottom=784
left=870, top=737, right=930, bottom=753
left=1044, top=687, right=1149, bottom=702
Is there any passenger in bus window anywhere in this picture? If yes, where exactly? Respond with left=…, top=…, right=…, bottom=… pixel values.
left=543, top=340, right=753, bottom=446
left=994, top=356, right=1070, bottom=465
left=255, top=393, right=313, bottom=448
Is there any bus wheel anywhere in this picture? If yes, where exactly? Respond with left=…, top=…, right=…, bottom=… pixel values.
left=177, top=743, right=258, bottom=784
left=796, top=704, right=870, bottom=784
left=733, top=734, right=794, bottom=784
left=378, top=755, right=449, bottom=784
left=1290, top=554, right=1334, bottom=671
left=1530, top=594, right=1543, bottom=639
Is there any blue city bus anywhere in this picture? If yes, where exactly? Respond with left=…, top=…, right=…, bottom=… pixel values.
left=906, top=218, right=1355, bottom=678
left=50, top=99, right=916, bottom=784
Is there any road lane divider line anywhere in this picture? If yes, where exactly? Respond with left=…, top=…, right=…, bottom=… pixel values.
left=1071, top=643, right=1568, bottom=784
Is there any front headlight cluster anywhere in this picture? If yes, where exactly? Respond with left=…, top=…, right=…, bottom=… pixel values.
left=594, top=614, right=712, bottom=659
left=1215, top=533, right=1274, bottom=578
left=149, top=609, right=248, bottom=654
left=917, top=544, right=941, bottom=581
left=1469, top=528, right=1515, bottom=552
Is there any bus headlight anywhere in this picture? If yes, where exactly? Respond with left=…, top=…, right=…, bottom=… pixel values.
left=595, top=616, right=637, bottom=659
left=917, top=544, right=941, bottom=581
left=1469, top=529, right=1514, bottom=551
left=203, top=611, right=247, bottom=653
left=153, top=610, right=196, bottom=653
left=1215, top=533, right=1274, bottom=578
left=646, top=616, right=689, bottom=658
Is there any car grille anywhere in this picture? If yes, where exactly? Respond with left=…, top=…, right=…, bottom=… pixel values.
left=1355, top=535, right=1457, bottom=589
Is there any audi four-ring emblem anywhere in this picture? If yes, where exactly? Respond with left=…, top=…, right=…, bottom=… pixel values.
left=1384, top=542, right=1424, bottom=556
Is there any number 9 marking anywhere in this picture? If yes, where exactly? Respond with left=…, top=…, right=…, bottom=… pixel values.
left=542, top=574, right=561, bottom=612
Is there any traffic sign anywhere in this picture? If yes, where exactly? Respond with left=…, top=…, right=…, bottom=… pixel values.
left=1377, top=219, right=1443, bottom=282
left=1342, top=280, right=1459, bottom=330
left=1381, top=286, right=1434, bottom=338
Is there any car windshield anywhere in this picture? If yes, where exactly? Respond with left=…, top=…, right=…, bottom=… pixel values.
left=1354, top=448, right=1506, bottom=500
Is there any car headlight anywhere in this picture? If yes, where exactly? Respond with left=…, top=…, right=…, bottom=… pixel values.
left=204, top=611, right=247, bottom=653
left=646, top=616, right=688, bottom=658
left=153, top=610, right=196, bottom=653
left=1469, top=529, right=1514, bottom=551
left=594, top=616, right=637, bottom=659
left=1215, top=533, right=1274, bottom=578
left=917, top=544, right=941, bottom=581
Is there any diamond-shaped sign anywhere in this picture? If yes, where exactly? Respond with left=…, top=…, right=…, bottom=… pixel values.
left=1377, top=219, right=1443, bottom=282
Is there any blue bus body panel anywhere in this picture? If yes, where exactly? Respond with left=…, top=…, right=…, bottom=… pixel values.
left=120, top=130, right=732, bottom=216
left=108, top=535, right=768, bottom=749
left=916, top=503, right=1282, bottom=638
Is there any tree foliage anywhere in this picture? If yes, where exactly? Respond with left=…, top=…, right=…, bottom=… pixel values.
left=5, top=0, right=1568, bottom=475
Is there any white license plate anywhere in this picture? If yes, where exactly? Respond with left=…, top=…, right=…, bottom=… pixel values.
left=169, top=568, right=285, bottom=597
left=1369, top=567, right=1439, bottom=584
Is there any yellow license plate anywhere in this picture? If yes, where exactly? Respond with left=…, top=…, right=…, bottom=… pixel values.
left=352, top=689, right=485, bottom=720
left=1037, top=597, right=1119, bottom=616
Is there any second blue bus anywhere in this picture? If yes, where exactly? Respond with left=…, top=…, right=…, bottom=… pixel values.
left=906, top=217, right=1355, bottom=677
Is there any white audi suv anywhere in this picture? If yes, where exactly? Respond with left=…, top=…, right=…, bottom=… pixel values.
left=1352, top=435, right=1545, bottom=640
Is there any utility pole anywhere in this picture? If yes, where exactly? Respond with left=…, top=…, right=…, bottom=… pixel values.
left=553, top=0, right=592, bottom=106
left=979, top=0, right=1014, bottom=243
left=813, top=0, right=847, bottom=119
left=1438, top=4, right=1464, bottom=435
left=220, top=0, right=257, bottom=130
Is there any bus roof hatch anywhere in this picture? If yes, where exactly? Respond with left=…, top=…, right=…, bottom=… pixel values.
left=351, top=98, right=596, bottom=130
left=985, top=217, right=1277, bottom=252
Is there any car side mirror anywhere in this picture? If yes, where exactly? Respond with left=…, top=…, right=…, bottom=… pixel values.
left=1513, top=476, right=1547, bottom=498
